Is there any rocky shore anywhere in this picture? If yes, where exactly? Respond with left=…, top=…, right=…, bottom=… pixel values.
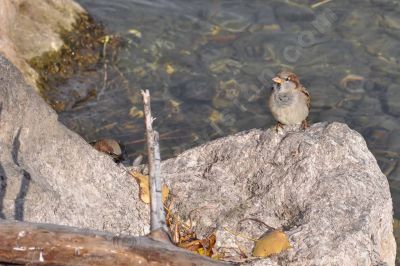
left=0, top=53, right=396, bottom=265
left=0, top=0, right=397, bottom=265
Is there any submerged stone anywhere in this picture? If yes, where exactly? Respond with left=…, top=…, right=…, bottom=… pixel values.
left=386, top=84, right=400, bottom=116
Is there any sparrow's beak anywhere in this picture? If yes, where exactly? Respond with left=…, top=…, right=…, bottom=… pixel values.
left=272, top=77, right=282, bottom=84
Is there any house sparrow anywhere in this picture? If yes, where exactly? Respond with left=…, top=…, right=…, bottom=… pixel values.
left=268, top=71, right=310, bottom=131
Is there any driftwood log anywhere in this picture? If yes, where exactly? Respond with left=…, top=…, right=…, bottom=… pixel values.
left=0, top=220, right=227, bottom=265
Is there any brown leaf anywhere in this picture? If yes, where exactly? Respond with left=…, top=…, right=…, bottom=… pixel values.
left=129, top=171, right=169, bottom=204
left=340, top=74, right=365, bottom=88
left=252, top=230, right=291, bottom=257
left=178, top=233, right=216, bottom=257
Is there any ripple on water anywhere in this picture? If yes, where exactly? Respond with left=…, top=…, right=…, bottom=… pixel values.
left=56, top=1, right=400, bottom=219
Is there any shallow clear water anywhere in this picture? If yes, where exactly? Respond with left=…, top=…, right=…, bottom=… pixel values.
left=67, top=0, right=400, bottom=221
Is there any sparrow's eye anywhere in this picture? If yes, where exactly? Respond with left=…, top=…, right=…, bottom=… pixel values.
left=286, top=77, right=290, bottom=81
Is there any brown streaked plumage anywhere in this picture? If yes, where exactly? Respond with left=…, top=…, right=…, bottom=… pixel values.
left=269, top=71, right=311, bottom=131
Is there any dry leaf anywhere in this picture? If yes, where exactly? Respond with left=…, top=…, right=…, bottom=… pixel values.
left=178, top=233, right=216, bottom=257
left=252, top=230, right=291, bottom=257
left=162, top=184, right=170, bottom=202
left=167, top=99, right=181, bottom=113
left=209, top=110, right=222, bottom=123
left=165, top=63, right=175, bottom=75
left=340, top=74, right=365, bottom=88
left=130, top=171, right=150, bottom=203
left=165, top=203, right=217, bottom=258
left=130, top=171, right=169, bottom=204
left=127, top=28, right=142, bottom=38
left=129, top=106, right=144, bottom=118
left=209, top=25, right=221, bottom=36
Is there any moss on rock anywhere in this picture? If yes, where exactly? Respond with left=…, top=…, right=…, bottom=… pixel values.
left=28, top=14, right=111, bottom=111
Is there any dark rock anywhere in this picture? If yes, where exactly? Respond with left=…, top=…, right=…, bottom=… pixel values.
left=274, top=3, right=315, bottom=22
left=181, top=77, right=215, bottom=101
left=386, top=84, right=400, bottom=116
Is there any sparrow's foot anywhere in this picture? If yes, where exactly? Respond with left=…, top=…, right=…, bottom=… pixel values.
left=275, top=122, right=284, bottom=132
left=301, top=120, right=309, bottom=130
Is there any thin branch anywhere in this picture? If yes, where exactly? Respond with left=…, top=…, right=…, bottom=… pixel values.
left=238, top=218, right=276, bottom=231
left=311, top=0, right=332, bottom=9
left=141, top=89, right=169, bottom=238
left=97, top=35, right=110, bottom=100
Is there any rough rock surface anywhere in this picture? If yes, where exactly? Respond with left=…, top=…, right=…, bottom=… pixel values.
left=0, top=52, right=396, bottom=264
left=162, top=122, right=396, bottom=265
left=0, top=0, right=85, bottom=88
left=0, top=55, right=149, bottom=235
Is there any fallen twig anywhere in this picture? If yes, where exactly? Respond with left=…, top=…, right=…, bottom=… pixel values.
left=141, top=89, right=170, bottom=241
left=97, top=35, right=110, bottom=100
left=311, top=0, right=332, bottom=9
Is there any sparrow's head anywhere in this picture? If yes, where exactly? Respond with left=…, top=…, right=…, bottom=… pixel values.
left=272, top=71, right=300, bottom=93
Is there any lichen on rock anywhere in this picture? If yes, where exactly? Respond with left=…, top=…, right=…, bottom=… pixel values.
left=28, top=14, right=112, bottom=112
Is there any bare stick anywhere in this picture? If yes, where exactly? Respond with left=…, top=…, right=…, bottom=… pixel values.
left=141, top=89, right=168, bottom=238
left=311, top=0, right=332, bottom=9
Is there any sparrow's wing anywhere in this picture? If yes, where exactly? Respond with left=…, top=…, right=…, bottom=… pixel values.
left=299, top=86, right=311, bottom=110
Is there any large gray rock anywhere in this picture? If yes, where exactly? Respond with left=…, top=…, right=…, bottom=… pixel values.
left=0, top=54, right=149, bottom=235
left=162, top=122, right=396, bottom=265
left=0, top=52, right=396, bottom=264
left=0, top=0, right=85, bottom=89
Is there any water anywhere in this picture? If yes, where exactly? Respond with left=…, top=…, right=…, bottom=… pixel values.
left=66, top=0, right=400, bottom=217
